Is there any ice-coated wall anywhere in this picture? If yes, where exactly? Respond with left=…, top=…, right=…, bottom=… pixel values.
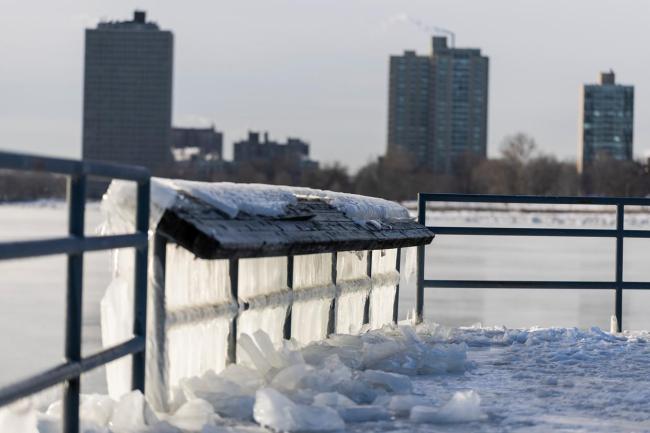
left=166, top=318, right=230, bottom=390
left=336, top=251, right=370, bottom=334
left=101, top=275, right=133, bottom=400
left=238, top=256, right=288, bottom=302
left=159, top=246, right=233, bottom=402
left=291, top=253, right=334, bottom=344
left=236, top=256, right=288, bottom=366
left=369, top=249, right=399, bottom=329
left=165, top=246, right=231, bottom=309
left=99, top=178, right=416, bottom=412
left=102, top=245, right=402, bottom=410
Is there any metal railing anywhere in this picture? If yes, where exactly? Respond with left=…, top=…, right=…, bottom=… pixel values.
left=416, top=193, right=650, bottom=332
left=0, top=152, right=150, bottom=433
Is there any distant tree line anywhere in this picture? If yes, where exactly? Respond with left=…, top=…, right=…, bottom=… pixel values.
left=177, top=132, right=649, bottom=202
left=0, top=170, right=66, bottom=201
left=2, top=133, right=649, bottom=202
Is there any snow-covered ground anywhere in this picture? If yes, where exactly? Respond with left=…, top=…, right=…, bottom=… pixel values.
left=3, top=322, right=650, bottom=432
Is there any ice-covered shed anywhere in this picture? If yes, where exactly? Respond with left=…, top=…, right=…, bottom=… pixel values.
left=100, top=179, right=433, bottom=410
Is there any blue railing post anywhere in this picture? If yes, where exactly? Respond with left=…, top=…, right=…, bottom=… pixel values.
left=0, top=151, right=150, bottom=433
left=132, top=179, right=150, bottom=392
left=615, top=204, right=624, bottom=332
left=363, top=251, right=372, bottom=325
left=227, top=258, right=239, bottom=364
left=393, top=248, right=401, bottom=324
left=327, top=252, right=338, bottom=335
left=63, top=174, right=86, bottom=433
left=283, top=255, right=294, bottom=340
left=416, top=194, right=426, bottom=323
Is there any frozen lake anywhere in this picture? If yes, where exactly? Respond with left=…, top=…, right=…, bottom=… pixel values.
left=400, top=209, right=650, bottom=331
left=2, top=202, right=650, bottom=432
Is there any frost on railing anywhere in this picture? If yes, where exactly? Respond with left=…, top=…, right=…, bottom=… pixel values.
left=100, top=178, right=434, bottom=410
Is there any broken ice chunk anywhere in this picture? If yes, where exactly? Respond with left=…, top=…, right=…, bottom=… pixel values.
left=374, top=394, right=430, bottom=417
left=238, top=334, right=273, bottom=376
left=110, top=390, right=159, bottom=431
left=46, top=394, right=116, bottom=427
left=312, top=392, right=389, bottom=423
left=410, top=390, right=486, bottom=424
left=335, top=379, right=379, bottom=404
left=253, top=388, right=344, bottom=432
left=181, top=371, right=254, bottom=420
left=337, top=406, right=391, bottom=423
left=252, top=330, right=284, bottom=369
left=312, top=392, right=355, bottom=408
left=167, top=399, right=217, bottom=431
left=218, top=364, right=264, bottom=394
left=361, top=370, right=412, bottom=394
left=0, top=400, right=37, bottom=433
left=270, top=364, right=313, bottom=392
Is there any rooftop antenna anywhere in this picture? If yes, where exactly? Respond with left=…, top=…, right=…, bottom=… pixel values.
left=402, top=15, right=455, bottom=47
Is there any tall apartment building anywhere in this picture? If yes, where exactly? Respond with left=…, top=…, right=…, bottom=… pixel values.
left=578, top=71, right=634, bottom=172
left=82, top=11, right=174, bottom=175
left=387, top=36, right=489, bottom=173
left=387, top=50, right=431, bottom=163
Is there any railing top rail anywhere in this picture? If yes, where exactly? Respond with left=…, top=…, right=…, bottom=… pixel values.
left=0, top=151, right=150, bottom=183
left=418, top=193, right=650, bottom=206
left=415, top=192, right=642, bottom=332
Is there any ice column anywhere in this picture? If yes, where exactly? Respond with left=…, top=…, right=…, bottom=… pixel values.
left=236, top=256, right=289, bottom=365
left=291, top=253, right=335, bottom=345
left=335, top=251, right=371, bottom=334
left=163, top=246, right=232, bottom=395
left=369, top=249, right=399, bottom=329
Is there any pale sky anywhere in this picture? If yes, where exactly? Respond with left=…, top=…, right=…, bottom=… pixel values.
left=1, top=0, right=649, bottom=170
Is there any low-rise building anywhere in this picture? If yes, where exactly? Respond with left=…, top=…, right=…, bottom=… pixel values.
left=172, top=126, right=223, bottom=160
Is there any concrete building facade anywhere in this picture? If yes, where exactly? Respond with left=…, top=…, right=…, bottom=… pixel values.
left=172, top=126, right=223, bottom=160
left=387, top=50, right=431, bottom=164
left=387, top=36, right=489, bottom=173
left=234, top=132, right=310, bottom=165
left=82, top=11, right=174, bottom=175
left=578, top=71, right=634, bottom=172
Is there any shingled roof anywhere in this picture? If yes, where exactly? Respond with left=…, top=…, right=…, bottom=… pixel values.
left=156, top=191, right=434, bottom=259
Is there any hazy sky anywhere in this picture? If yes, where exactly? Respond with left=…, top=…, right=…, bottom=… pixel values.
left=1, top=0, right=649, bottom=170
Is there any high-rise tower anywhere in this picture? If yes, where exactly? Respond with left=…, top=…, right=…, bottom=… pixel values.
left=82, top=11, right=174, bottom=175
left=578, top=71, right=634, bottom=172
left=387, top=36, right=489, bottom=173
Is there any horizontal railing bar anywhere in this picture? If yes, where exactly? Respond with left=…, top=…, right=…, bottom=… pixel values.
left=0, top=337, right=144, bottom=407
left=428, top=227, right=650, bottom=238
left=621, top=230, right=650, bottom=238
left=83, top=160, right=150, bottom=182
left=419, top=193, right=650, bottom=206
left=424, top=280, right=650, bottom=290
left=80, top=337, right=145, bottom=372
left=0, top=151, right=149, bottom=182
left=0, top=363, right=78, bottom=407
left=427, top=227, right=619, bottom=237
left=0, top=233, right=147, bottom=260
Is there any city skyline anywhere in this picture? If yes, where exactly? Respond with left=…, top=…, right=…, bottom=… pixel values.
left=1, top=1, right=650, bottom=169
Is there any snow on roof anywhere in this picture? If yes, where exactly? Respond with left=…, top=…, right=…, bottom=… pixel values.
left=154, top=178, right=411, bottom=223
left=101, top=178, right=431, bottom=259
